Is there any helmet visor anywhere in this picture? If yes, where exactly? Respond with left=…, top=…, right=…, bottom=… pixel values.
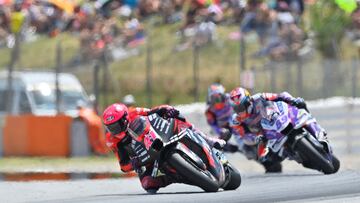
left=232, top=103, right=247, bottom=114
left=106, top=115, right=128, bottom=136
left=210, top=94, right=225, bottom=105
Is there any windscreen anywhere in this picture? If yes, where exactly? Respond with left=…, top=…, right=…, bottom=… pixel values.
left=31, top=83, right=90, bottom=111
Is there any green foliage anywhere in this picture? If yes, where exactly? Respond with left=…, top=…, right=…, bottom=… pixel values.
left=0, top=33, right=78, bottom=69
left=107, top=24, right=248, bottom=107
left=309, top=0, right=352, bottom=58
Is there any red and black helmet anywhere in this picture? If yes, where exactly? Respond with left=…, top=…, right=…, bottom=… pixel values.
left=102, top=103, right=129, bottom=139
left=207, top=83, right=226, bottom=110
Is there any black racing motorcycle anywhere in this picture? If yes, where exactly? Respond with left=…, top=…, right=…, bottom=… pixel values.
left=128, top=113, right=241, bottom=192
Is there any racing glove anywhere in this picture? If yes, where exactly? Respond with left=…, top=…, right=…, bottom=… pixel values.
left=219, top=127, right=232, bottom=141
left=165, top=108, right=180, bottom=118
left=290, top=97, right=307, bottom=109
left=150, top=106, right=180, bottom=119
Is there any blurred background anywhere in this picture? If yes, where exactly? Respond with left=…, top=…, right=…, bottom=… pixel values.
left=0, top=0, right=359, bottom=108
left=0, top=0, right=359, bottom=174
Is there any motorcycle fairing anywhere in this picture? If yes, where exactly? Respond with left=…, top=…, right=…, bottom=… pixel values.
left=261, top=102, right=291, bottom=133
left=170, top=128, right=225, bottom=183
left=148, top=114, right=176, bottom=143
left=128, top=116, right=150, bottom=142
left=173, top=142, right=207, bottom=170
left=293, top=108, right=317, bottom=130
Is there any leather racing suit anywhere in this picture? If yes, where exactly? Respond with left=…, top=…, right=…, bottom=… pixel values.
left=106, top=105, right=224, bottom=192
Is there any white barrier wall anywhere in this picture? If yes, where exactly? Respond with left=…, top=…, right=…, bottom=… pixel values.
left=70, top=119, right=91, bottom=157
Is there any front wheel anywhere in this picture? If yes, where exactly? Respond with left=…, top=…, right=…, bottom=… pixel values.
left=296, top=137, right=335, bottom=174
left=167, top=152, right=219, bottom=192
left=223, top=164, right=241, bottom=190
left=331, top=155, right=340, bottom=173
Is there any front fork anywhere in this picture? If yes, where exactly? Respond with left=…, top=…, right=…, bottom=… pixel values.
left=304, top=122, right=332, bottom=153
left=213, top=148, right=231, bottom=187
left=290, top=133, right=333, bottom=165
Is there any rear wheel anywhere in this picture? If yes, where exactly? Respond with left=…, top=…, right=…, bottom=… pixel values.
left=167, top=152, right=219, bottom=192
left=296, top=138, right=334, bottom=174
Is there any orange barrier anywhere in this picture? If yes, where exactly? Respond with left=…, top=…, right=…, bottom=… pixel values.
left=4, top=173, right=70, bottom=181
left=78, top=108, right=109, bottom=155
left=3, top=115, right=72, bottom=156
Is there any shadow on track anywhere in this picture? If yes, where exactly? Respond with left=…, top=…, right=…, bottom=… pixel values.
left=93, top=190, right=207, bottom=198
left=246, top=172, right=322, bottom=179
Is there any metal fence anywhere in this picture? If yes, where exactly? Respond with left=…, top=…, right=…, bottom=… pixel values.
left=251, top=58, right=360, bottom=99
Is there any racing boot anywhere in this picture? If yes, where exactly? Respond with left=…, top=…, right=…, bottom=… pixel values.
left=141, top=175, right=176, bottom=194
left=239, top=144, right=257, bottom=160
left=257, top=143, right=283, bottom=173
left=262, top=161, right=282, bottom=173
left=257, top=142, right=270, bottom=163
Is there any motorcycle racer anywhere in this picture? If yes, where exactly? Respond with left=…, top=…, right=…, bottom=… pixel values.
left=205, top=83, right=239, bottom=152
left=205, top=83, right=279, bottom=170
left=228, top=87, right=327, bottom=172
left=102, top=103, right=225, bottom=193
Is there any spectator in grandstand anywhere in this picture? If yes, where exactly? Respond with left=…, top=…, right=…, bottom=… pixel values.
left=240, top=0, right=273, bottom=46
left=0, top=6, right=10, bottom=46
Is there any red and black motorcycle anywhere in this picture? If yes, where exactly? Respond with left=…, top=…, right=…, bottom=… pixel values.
left=128, top=113, right=241, bottom=192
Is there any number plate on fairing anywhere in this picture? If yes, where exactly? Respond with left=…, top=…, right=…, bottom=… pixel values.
left=144, top=130, right=158, bottom=150
left=261, top=102, right=290, bottom=133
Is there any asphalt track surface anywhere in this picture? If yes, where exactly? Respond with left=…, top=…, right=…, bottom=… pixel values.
left=1, top=161, right=360, bottom=203
left=2, top=101, right=360, bottom=203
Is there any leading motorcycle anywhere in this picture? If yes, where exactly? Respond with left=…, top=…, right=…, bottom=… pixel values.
left=128, top=113, right=241, bottom=192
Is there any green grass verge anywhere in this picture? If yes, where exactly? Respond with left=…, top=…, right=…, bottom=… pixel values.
left=0, top=33, right=78, bottom=70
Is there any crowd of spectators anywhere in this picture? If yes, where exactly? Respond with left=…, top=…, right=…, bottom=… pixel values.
left=1, top=0, right=353, bottom=64
left=0, top=0, right=147, bottom=63
left=239, top=0, right=306, bottom=61
left=351, top=1, right=360, bottom=51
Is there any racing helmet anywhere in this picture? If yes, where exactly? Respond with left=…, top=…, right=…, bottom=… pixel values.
left=122, top=94, right=136, bottom=107
left=229, top=87, right=251, bottom=115
left=207, top=83, right=226, bottom=110
left=102, top=103, right=129, bottom=139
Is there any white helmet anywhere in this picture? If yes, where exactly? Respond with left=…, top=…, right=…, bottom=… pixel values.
left=122, top=94, right=136, bottom=106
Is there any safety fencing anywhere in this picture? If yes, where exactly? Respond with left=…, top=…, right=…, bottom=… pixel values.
left=310, top=99, right=360, bottom=155
left=252, top=59, right=360, bottom=100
